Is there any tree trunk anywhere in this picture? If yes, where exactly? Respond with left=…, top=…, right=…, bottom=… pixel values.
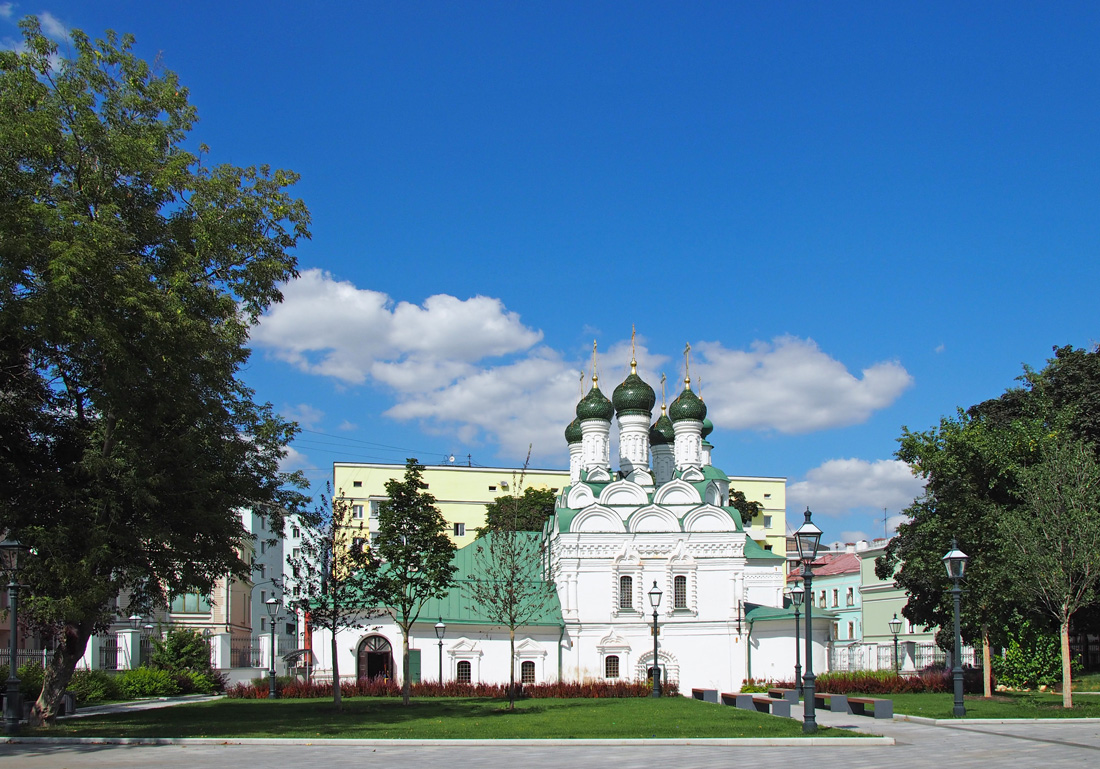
left=982, top=623, right=992, bottom=698
left=508, top=626, right=516, bottom=710
left=331, top=626, right=342, bottom=710
left=31, top=620, right=94, bottom=725
left=401, top=627, right=411, bottom=705
left=1061, top=616, right=1073, bottom=709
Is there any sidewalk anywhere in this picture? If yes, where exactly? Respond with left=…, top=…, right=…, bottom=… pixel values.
left=60, top=694, right=223, bottom=719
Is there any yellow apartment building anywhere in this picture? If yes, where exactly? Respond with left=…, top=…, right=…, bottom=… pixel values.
left=332, top=462, right=571, bottom=545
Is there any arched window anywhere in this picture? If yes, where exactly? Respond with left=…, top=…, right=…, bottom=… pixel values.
left=521, top=660, right=535, bottom=684
left=456, top=660, right=472, bottom=683
left=605, top=655, right=620, bottom=679
left=619, top=576, right=633, bottom=609
left=673, top=575, right=687, bottom=609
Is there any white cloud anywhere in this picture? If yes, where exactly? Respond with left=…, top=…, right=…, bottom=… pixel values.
left=252, top=269, right=541, bottom=387
left=694, top=336, right=913, bottom=433
left=787, top=458, right=926, bottom=518
left=39, top=12, right=68, bottom=40
left=338, top=420, right=358, bottom=432
left=282, top=403, right=325, bottom=430
left=278, top=445, right=316, bottom=474
left=0, top=4, right=14, bottom=20
left=254, top=272, right=913, bottom=460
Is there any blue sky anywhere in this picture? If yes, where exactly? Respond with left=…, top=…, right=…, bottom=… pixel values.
left=6, top=2, right=1099, bottom=542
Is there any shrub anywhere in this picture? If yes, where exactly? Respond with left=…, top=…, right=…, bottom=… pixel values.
left=67, top=669, right=119, bottom=705
left=115, top=667, right=180, bottom=698
left=0, top=662, right=45, bottom=700
left=150, top=628, right=214, bottom=674
left=992, top=621, right=1076, bottom=688
left=812, top=668, right=987, bottom=695
left=174, top=670, right=217, bottom=695
left=226, top=676, right=679, bottom=699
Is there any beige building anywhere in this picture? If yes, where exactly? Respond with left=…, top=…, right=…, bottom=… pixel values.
left=332, top=462, right=571, bottom=545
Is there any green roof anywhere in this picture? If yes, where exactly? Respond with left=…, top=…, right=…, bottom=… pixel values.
left=414, top=532, right=564, bottom=627
left=744, top=536, right=784, bottom=560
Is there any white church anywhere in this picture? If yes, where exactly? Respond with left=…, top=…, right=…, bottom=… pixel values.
left=310, top=350, right=829, bottom=694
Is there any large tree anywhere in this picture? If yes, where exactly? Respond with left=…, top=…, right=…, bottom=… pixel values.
left=286, top=490, right=380, bottom=710
left=881, top=344, right=1100, bottom=696
left=1000, top=436, right=1100, bottom=708
left=0, top=18, right=309, bottom=721
left=373, top=459, right=457, bottom=705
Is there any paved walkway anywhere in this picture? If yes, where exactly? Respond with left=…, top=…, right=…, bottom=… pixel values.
left=2, top=699, right=1098, bottom=768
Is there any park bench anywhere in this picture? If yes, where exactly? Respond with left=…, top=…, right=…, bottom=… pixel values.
left=813, top=692, right=850, bottom=713
left=691, top=687, right=718, bottom=703
left=722, top=692, right=792, bottom=718
left=768, top=687, right=798, bottom=702
left=847, top=696, right=893, bottom=719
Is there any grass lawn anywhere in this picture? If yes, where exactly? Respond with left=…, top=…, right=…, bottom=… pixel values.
left=1072, top=672, right=1100, bottom=692
left=37, top=696, right=858, bottom=739
left=872, top=691, right=1100, bottom=719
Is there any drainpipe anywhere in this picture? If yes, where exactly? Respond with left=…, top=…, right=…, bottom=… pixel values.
left=558, top=624, right=565, bottom=683
left=746, top=619, right=755, bottom=682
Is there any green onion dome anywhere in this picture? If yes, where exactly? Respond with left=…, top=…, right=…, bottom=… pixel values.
left=669, top=379, right=707, bottom=422
left=576, top=376, right=614, bottom=422
left=701, top=417, right=714, bottom=438
left=612, top=361, right=656, bottom=416
left=649, top=409, right=675, bottom=445
left=565, top=417, right=583, bottom=444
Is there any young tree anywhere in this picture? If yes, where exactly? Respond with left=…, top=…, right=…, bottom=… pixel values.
left=466, top=462, right=559, bottom=709
left=728, top=489, right=763, bottom=524
left=1000, top=436, right=1100, bottom=708
left=373, top=459, right=457, bottom=705
left=286, top=490, right=380, bottom=710
left=0, top=18, right=309, bottom=721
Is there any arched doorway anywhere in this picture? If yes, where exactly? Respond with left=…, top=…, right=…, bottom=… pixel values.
left=357, top=635, right=394, bottom=680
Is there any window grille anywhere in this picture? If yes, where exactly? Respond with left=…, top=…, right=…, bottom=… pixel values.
left=619, top=576, right=633, bottom=609
left=605, top=655, right=619, bottom=678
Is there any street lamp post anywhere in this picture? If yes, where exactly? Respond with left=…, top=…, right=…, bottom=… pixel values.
left=889, top=613, right=903, bottom=675
left=1, top=539, right=30, bottom=735
left=942, top=540, right=969, bottom=717
left=265, top=597, right=280, bottom=699
left=788, top=581, right=804, bottom=696
left=434, top=618, right=446, bottom=683
left=648, top=581, right=663, bottom=698
left=794, top=508, right=822, bottom=734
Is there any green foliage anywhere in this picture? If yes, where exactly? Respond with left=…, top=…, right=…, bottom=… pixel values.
left=0, top=15, right=310, bottom=716
left=880, top=344, right=1100, bottom=675
left=149, top=628, right=214, bottom=673
left=114, top=667, right=180, bottom=698
left=173, top=670, right=216, bottom=695
left=738, top=678, right=773, bottom=693
left=0, top=662, right=46, bottom=699
left=66, top=669, right=119, bottom=705
left=729, top=490, right=763, bottom=523
left=479, top=487, right=557, bottom=535
left=991, top=621, right=1067, bottom=688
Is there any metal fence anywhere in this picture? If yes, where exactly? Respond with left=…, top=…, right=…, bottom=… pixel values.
left=98, top=635, right=120, bottom=670
left=3, top=649, right=50, bottom=670
left=231, top=635, right=260, bottom=668
left=877, top=644, right=896, bottom=670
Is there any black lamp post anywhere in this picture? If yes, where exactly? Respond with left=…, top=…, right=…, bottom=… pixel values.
left=889, top=613, right=903, bottom=675
left=265, top=596, right=280, bottom=699
left=1, top=538, right=29, bottom=735
left=942, top=540, right=968, bottom=717
left=794, top=508, right=822, bottom=734
left=788, top=581, right=804, bottom=695
left=648, top=581, right=663, bottom=698
left=434, top=618, right=446, bottom=683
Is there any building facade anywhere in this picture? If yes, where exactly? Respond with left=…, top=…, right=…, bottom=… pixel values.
left=311, top=353, right=823, bottom=694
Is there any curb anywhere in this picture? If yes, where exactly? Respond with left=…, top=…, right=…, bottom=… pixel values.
left=895, top=714, right=1100, bottom=725
left=1, top=736, right=895, bottom=747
